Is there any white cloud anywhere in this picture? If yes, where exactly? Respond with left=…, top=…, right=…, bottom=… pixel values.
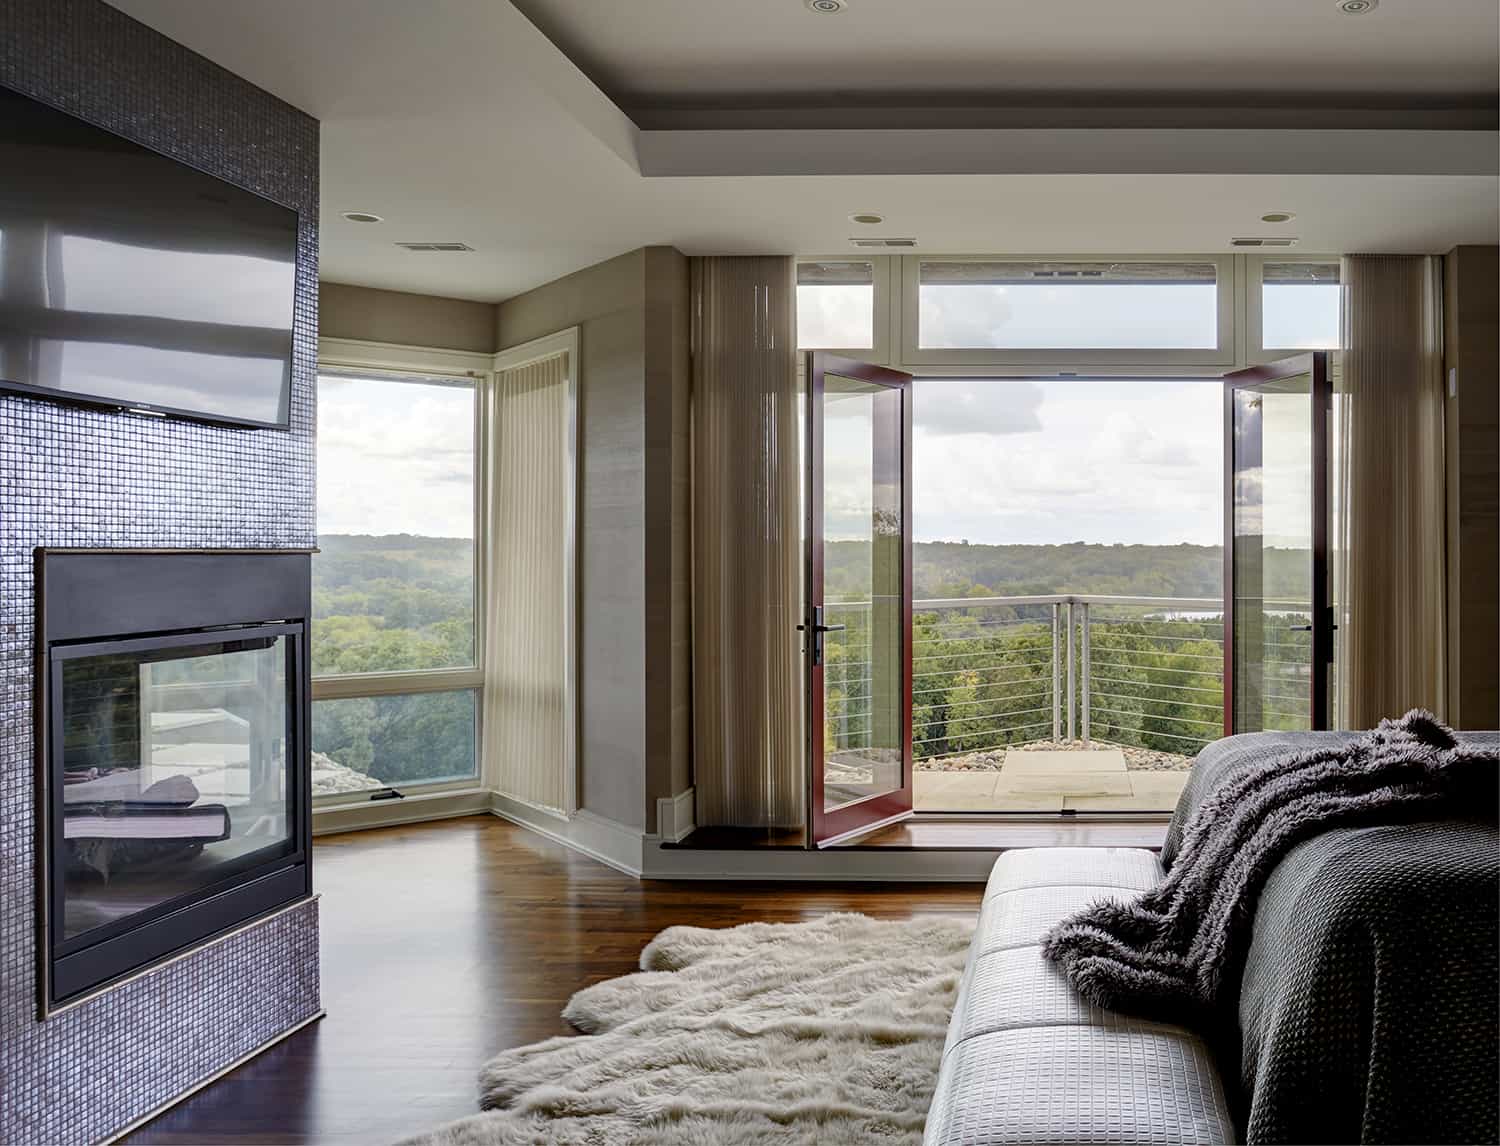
left=317, top=374, right=475, bottom=537
left=913, top=380, right=1223, bottom=545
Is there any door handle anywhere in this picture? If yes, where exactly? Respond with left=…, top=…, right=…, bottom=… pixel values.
left=797, top=606, right=845, bottom=666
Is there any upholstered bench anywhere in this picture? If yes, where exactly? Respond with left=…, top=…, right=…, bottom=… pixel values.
left=924, top=847, right=1236, bottom=1145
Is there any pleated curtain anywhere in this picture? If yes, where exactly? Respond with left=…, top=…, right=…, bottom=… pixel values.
left=691, top=256, right=804, bottom=827
left=484, top=351, right=572, bottom=812
left=1334, top=254, right=1447, bottom=727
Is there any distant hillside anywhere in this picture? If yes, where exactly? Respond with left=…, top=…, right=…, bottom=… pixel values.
left=828, top=540, right=1308, bottom=602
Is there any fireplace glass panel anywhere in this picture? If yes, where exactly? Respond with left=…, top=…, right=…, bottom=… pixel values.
left=56, top=634, right=295, bottom=944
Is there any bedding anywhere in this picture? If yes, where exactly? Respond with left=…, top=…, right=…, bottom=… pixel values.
left=1172, top=722, right=1498, bottom=1144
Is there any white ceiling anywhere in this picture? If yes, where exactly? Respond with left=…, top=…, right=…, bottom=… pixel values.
left=108, top=0, right=1500, bottom=304
left=513, top=0, right=1500, bottom=109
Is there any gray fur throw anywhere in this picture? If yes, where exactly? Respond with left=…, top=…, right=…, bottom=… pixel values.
left=1041, top=709, right=1500, bottom=1027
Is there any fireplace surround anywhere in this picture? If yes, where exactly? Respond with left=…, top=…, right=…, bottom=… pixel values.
left=1, top=3, right=320, bottom=1139
left=36, top=550, right=313, bottom=1013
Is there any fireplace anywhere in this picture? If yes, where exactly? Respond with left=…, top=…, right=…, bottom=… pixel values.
left=36, top=550, right=312, bottom=1013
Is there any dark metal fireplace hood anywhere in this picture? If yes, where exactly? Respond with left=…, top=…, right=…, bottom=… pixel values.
left=35, top=549, right=313, bottom=1014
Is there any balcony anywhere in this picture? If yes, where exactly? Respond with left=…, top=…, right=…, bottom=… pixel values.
left=824, top=594, right=1314, bottom=813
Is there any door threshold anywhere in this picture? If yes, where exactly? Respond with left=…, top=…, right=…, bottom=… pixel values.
left=665, top=818, right=1168, bottom=852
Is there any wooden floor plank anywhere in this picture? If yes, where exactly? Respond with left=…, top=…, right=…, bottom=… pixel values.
left=124, top=816, right=985, bottom=1145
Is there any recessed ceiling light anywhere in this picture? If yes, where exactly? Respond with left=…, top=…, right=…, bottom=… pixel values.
left=849, top=212, right=884, bottom=225
left=1260, top=211, right=1296, bottom=224
left=1336, top=0, right=1377, bottom=12
left=807, top=0, right=847, bottom=12
left=341, top=211, right=383, bottom=224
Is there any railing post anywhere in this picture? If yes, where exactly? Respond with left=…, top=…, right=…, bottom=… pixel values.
left=1051, top=602, right=1061, bottom=742
left=1065, top=600, right=1075, bottom=742
left=1080, top=601, right=1091, bottom=747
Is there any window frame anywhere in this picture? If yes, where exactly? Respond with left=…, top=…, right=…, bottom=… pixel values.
left=1245, top=253, right=1343, bottom=364
left=898, top=254, right=1238, bottom=370
left=311, top=338, right=492, bottom=804
left=795, top=255, right=894, bottom=365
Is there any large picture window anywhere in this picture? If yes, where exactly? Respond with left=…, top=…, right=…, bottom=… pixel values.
left=311, top=365, right=482, bottom=799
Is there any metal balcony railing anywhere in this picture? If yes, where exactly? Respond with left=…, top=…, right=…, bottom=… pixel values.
left=822, top=594, right=1316, bottom=762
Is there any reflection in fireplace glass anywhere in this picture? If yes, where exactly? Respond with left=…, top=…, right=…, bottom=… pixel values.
left=58, top=636, right=294, bottom=942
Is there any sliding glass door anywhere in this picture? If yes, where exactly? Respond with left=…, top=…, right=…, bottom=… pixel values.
left=804, top=353, right=913, bottom=846
left=1224, top=352, right=1333, bottom=733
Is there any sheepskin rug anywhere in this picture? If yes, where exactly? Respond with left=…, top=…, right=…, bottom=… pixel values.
left=404, top=912, right=974, bottom=1145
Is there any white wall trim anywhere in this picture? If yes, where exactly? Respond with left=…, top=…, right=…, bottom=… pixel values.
left=312, top=787, right=492, bottom=836
left=313, top=787, right=1017, bottom=881
left=488, top=793, right=648, bottom=877
left=318, top=335, right=494, bottom=378
left=655, top=787, right=696, bottom=844
left=492, top=326, right=580, bottom=373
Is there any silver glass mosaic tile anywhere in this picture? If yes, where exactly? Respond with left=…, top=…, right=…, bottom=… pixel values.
left=1, top=2, right=321, bottom=1141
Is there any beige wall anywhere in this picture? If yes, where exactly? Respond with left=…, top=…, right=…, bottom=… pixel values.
left=320, top=281, right=497, bottom=353
left=642, top=247, right=694, bottom=813
left=1442, top=245, right=1499, bottom=728
left=496, top=247, right=691, bottom=831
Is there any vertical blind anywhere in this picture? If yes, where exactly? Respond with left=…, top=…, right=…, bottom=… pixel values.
left=691, top=256, right=805, bottom=828
left=485, top=351, right=573, bottom=812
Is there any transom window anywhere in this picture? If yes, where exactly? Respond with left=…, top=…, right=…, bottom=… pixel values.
left=1260, top=261, right=1341, bottom=350
left=797, top=260, right=877, bottom=350
left=917, top=260, right=1220, bottom=350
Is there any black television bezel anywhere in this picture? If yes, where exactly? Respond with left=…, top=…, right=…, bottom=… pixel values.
left=0, top=82, right=299, bottom=432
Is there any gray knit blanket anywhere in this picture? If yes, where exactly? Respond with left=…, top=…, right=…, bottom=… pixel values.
left=1042, top=711, right=1498, bottom=1026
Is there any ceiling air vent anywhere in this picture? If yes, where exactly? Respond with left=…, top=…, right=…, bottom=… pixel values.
left=1230, top=237, right=1299, bottom=248
left=849, top=237, right=917, bottom=248
left=395, top=242, right=476, bottom=252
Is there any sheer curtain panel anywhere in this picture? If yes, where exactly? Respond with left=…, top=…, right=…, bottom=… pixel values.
left=691, top=256, right=804, bottom=828
left=1335, top=254, right=1447, bottom=727
left=484, top=349, right=576, bottom=813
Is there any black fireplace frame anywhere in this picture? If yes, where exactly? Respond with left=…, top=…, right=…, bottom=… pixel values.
left=34, top=549, right=314, bottom=1015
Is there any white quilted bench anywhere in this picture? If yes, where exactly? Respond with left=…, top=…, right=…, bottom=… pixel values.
left=924, top=848, right=1237, bottom=1145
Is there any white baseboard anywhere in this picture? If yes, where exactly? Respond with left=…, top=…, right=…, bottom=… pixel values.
left=316, top=786, right=1005, bottom=882
left=488, top=792, right=649, bottom=877
left=312, top=787, right=491, bottom=836
left=656, top=786, right=696, bottom=843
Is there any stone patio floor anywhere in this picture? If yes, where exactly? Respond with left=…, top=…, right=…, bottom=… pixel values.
left=914, top=746, right=1187, bottom=812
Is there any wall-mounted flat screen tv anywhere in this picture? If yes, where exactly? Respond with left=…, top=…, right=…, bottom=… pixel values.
left=0, top=84, right=296, bottom=429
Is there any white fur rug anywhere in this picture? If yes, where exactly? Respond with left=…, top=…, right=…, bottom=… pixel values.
left=404, top=912, right=975, bottom=1145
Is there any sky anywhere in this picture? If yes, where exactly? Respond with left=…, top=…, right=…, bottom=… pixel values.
left=317, top=281, right=1330, bottom=546
left=317, top=373, right=475, bottom=537
left=911, top=378, right=1224, bottom=546
left=805, top=278, right=1332, bottom=548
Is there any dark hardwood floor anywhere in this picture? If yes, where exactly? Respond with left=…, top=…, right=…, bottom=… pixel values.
left=126, top=816, right=984, bottom=1145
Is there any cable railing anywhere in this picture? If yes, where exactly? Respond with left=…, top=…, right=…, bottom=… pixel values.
left=822, top=593, right=1319, bottom=762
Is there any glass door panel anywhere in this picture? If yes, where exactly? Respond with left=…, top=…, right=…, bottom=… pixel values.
left=1224, top=352, right=1332, bottom=733
left=806, top=353, right=913, bottom=846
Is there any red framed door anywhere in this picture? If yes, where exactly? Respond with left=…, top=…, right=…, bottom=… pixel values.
left=1223, top=351, right=1333, bottom=735
left=805, top=352, right=913, bottom=847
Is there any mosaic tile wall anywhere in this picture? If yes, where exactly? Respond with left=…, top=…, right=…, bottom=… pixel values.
left=0, top=2, right=322, bottom=1142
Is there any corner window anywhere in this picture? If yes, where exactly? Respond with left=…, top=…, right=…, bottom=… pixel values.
left=1260, top=261, right=1341, bottom=351
left=311, top=367, right=481, bottom=798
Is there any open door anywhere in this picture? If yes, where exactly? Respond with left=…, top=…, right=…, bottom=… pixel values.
left=1224, top=352, right=1333, bottom=734
left=805, top=353, right=913, bottom=847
